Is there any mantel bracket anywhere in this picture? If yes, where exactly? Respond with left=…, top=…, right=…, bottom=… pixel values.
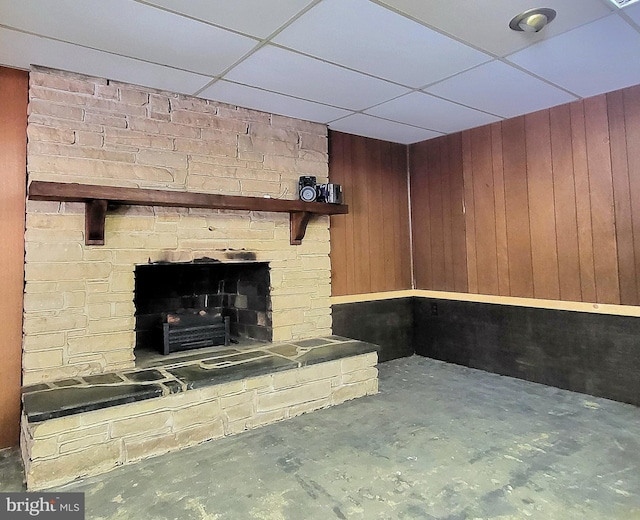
left=85, top=199, right=108, bottom=246
left=290, top=212, right=313, bottom=246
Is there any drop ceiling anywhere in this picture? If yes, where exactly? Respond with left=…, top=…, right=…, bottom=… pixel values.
left=2, top=0, right=640, bottom=144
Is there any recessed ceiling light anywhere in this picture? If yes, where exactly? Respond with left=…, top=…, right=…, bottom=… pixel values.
left=606, top=0, right=640, bottom=7
left=509, top=8, right=557, bottom=33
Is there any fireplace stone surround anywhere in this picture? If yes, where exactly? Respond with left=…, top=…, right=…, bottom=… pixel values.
left=23, top=67, right=333, bottom=385
left=19, top=67, right=371, bottom=490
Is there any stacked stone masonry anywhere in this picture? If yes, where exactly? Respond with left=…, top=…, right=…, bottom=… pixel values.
left=24, top=67, right=332, bottom=384
left=22, top=352, right=378, bottom=490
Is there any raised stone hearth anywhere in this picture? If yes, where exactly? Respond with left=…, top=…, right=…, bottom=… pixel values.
left=21, top=337, right=378, bottom=490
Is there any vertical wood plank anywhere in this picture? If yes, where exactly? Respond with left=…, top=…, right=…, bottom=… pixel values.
left=607, top=90, right=637, bottom=305
left=0, top=67, right=28, bottom=447
left=367, top=138, right=386, bottom=292
left=449, top=134, right=468, bottom=293
left=329, top=131, right=348, bottom=296
left=491, top=123, right=510, bottom=296
left=525, top=110, right=560, bottom=300
left=622, top=85, right=640, bottom=305
left=441, top=137, right=455, bottom=290
left=429, top=139, right=446, bottom=290
left=393, top=144, right=412, bottom=289
left=351, top=135, right=372, bottom=292
left=549, top=104, right=582, bottom=302
left=462, top=131, right=479, bottom=293
left=470, top=126, right=499, bottom=295
left=502, top=117, right=535, bottom=297
left=570, top=101, right=598, bottom=302
left=410, top=141, right=433, bottom=289
left=584, top=96, right=620, bottom=304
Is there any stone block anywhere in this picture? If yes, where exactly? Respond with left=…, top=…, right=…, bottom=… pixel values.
left=244, top=375, right=272, bottom=391
left=29, top=437, right=59, bottom=460
left=23, top=332, right=66, bottom=352
left=298, top=360, right=342, bottom=383
left=299, top=132, right=328, bottom=153
left=23, top=350, right=64, bottom=370
left=331, top=381, right=370, bottom=405
left=84, top=112, right=127, bottom=128
left=87, top=317, right=134, bottom=335
left=171, top=110, right=248, bottom=134
left=172, top=401, right=222, bottom=431
left=288, top=397, right=331, bottom=418
left=60, top=432, right=110, bottom=454
left=341, top=353, right=378, bottom=374
left=245, top=409, right=286, bottom=429
left=256, top=380, right=331, bottom=412
left=27, top=125, right=75, bottom=144
left=119, top=88, right=148, bottom=106
left=224, top=402, right=253, bottom=422
left=123, top=433, right=179, bottom=462
left=23, top=292, right=65, bottom=312
left=272, top=370, right=298, bottom=390
left=174, top=421, right=225, bottom=446
left=26, top=441, right=122, bottom=490
left=111, top=411, right=172, bottom=438
left=175, top=138, right=236, bottom=157
left=30, top=72, right=96, bottom=95
left=29, top=99, right=84, bottom=121
left=341, top=367, right=378, bottom=385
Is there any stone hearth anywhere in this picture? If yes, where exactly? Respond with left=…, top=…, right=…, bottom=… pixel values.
left=21, top=337, right=378, bottom=490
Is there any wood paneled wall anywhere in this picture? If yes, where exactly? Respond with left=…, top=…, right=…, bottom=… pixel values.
left=0, top=67, right=28, bottom=447
left=410, top=84, right=640, bottom=306
left=329, top=131, right=412, bottom=296
left=409, top=133, right=467, bottom=292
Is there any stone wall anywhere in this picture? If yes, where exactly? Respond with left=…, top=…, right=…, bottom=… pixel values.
left=22, top=352, right=378, bottom=490
left=24, top=67, right=332, bottom=385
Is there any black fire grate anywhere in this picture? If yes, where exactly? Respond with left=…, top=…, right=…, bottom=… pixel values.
left=162, top=310, right=230, bottom=355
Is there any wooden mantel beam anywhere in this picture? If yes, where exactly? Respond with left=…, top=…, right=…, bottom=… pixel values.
left=28, top=181, right=348, bottom=246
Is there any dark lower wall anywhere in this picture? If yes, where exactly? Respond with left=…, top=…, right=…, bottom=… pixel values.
left=332, top=299, right=414, bottom=363
left=414, top=298, right=640, bottom=407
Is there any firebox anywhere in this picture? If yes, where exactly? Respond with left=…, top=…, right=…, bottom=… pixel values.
left=134, top=260, right=272, bottom=356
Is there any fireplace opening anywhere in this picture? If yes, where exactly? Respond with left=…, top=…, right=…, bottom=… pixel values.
left=134, top=261, right=272, bottom=358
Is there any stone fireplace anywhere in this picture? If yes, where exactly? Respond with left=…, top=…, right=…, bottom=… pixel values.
left=23, top=66, right=333, bottom=386
left=20, top=67, right=378, bottom=490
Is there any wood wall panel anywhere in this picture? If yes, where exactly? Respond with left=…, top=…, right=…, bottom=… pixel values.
left=501, top=117, right=535, bottom=298
left=550, top=104, right=582, bottom=302
left=0, top=67, right=28, bottom=447
left=329, top=131, right=411, bottom=296
left=410, top=134, right=468, bottom=293
left=525, top=110, right=560, bottom=300
left=410, top=84, right=640, bottom=306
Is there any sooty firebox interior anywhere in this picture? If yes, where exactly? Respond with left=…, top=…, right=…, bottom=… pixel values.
left=134, top=261, right=272, bottom=356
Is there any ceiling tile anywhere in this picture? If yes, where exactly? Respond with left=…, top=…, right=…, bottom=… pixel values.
left=626, top=3, right=640, bottom=23
left=200, top=80, right=351, bottom=123
left=366, top=92, right=502, bottom=133
left=0, top=0, right=257, bottom=76
left=330, top=114, right=443, bottom=145
left=0, top=28, right=212, bottom=95
left=272, top=0, right=490, bottom=88
left=508, top=15, right=640, bottom=98
left=377, top=0, right=613, bottom=57
left=425, top=60, right=577, bottom=119
left=140, top=0, right=315, bottom=39
left=223, top=45, right=409, bottom=111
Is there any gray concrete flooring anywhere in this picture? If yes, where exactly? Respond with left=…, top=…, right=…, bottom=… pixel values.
left=2, top=355, right=639, bottom=519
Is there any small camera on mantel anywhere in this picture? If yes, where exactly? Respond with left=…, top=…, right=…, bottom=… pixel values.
left=298, top=176, right=343, bottom=204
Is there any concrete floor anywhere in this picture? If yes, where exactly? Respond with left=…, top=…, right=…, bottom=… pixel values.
left=2, top=355, right=639, bottom=519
